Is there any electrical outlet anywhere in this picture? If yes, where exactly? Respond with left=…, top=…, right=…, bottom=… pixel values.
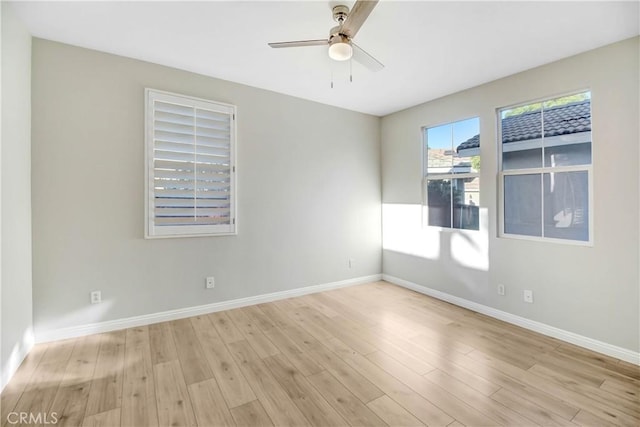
left=90, top=290, right=101, bottom=304
left=523, top=289, right=534, bottom=303
left=497, top=284, right=505, bottom=296
left=349, top=258, right=355, bottom=268
left=206, top=276, right=215, bottom=289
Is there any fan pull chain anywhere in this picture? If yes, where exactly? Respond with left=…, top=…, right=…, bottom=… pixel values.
left=350, top=57, right=353, bottom=83
left=330, top=69, right=334, bottom=89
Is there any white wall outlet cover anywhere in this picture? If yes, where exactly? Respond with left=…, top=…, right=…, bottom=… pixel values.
left=206, top=277, right=215, bottom=289
left=90, top=291, right=101, bottom=304
left=523, top=290, right=534, bottom=303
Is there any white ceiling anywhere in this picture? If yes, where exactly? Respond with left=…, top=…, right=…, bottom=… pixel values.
left=11, top=0, right=640, bottom=116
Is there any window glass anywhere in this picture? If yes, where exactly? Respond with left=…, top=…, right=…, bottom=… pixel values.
left=499, top=91, right=591, bottom=243
left=504, top=174, right=542, bottom=237
left=501, top=105, right=542, bottom=170
left=426, top=124, right=454, bottom=174
left=542, top=94, right=592, bottom=167
left=452, top=118, right=481, bottom=174
left=424, top=117, right=480, bottom=231
left=543, top=171, right=589, bottom=241
left=453, top=177, right=479, bottom=230
left=427, top=179, right=452, bottom=228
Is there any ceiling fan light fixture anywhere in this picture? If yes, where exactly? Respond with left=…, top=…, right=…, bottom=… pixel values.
left=328, top=36, right=353, bottom=61
left=268, top=1, right=384, bottom=71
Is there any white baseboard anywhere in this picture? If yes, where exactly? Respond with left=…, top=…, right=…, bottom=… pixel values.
left=1, top=328, right=34, bottom=392
left=383, top=274, right=640, bottom=365
left=35, top=274, right=382, bottom=344
left=33, top=272, right=639, bottom=365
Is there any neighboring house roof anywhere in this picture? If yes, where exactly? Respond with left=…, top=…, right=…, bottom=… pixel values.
left=456, top=100, right=591, bottom=152
left=457, top=134, right=480, bottom=152
left=426, top=148, right=473, bottom=172
left=427, top=149, right=456, bottom=168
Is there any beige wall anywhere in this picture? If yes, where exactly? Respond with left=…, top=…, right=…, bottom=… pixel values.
left=381, top=37, right=639, bottom=352
left=23, top=31, right=640, bottom=359
left=31, top=39, right=381, bottom=337
left=1, top=2, right=33, bottom=389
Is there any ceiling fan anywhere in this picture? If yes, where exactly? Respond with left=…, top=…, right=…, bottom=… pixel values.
left=268, top=0, right=384, bottom=72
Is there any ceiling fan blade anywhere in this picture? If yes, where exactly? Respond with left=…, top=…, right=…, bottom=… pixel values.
left=268, top=39, right=327, bottom=48
left=352, top=42, right=384, bottom=72
left=341, top=0, right=378, bottom=38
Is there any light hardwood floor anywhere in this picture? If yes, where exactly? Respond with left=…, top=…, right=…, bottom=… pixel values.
left=1, top=281, right=638, bottom=426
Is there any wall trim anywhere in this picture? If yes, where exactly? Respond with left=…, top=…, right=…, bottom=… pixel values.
left=1, top=328, right=35, bottom=392
left=383, top=274, right=640, bottom=365
left=31, top=272, right=639, bottom=364
left=35, top=274, right=382, bottom=344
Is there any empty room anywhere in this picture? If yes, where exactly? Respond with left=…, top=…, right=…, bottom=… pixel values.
left=1, top=0, right=639, bottom=426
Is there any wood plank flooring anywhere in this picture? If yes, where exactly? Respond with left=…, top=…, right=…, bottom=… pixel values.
left=2, top=281, right=638, bottom=426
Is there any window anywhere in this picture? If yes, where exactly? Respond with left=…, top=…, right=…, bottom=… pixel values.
left=145, top=89, right=236, bottom=238
left=499, top=91, right=592, bottom=243
left=423, top=117, right=480, bottom=230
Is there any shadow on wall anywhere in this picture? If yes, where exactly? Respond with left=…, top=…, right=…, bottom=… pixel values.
left=382, top=203, right=489, bottom=272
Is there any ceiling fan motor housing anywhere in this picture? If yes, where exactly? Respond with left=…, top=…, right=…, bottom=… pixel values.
left=329, top=26, right=349, bottom=40
left=332, top=5, right=349, bottom=24
left=329, top=32, right=350, bottom=45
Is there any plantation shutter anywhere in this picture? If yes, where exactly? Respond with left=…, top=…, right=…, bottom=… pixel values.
left=146, top=89, right=236, bottom=237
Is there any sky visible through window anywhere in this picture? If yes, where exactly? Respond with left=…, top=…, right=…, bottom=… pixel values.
left=427, top=117, right=479, bottom=151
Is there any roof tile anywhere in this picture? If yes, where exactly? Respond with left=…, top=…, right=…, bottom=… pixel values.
left=456, top=100, right=591, bottom=152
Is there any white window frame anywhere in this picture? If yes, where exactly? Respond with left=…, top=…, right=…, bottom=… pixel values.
left=145, top=88, right=237, bottom=238
left=421, top=117, right=481, bottom=231
left=497, top=90, right=594, bottom=246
